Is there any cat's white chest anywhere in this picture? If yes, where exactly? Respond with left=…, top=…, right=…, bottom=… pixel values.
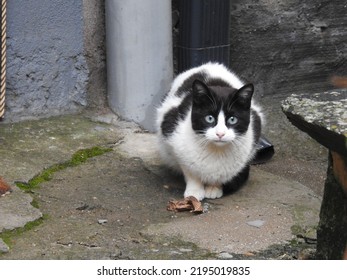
left=167, top=114, right=254, bottom=184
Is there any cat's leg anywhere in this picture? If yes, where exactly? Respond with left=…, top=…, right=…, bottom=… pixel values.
left=205, top=184, right=223, bottom=199
left=182, top=169, right=205, bottom=201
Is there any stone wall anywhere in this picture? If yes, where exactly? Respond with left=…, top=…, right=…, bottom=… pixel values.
left=229, top=0, right=347, bottom=98
left=227, top=0, right=347, bottom=160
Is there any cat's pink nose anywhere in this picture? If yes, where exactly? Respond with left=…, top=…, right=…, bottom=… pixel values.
left=216, top=132, right=225, bottom=139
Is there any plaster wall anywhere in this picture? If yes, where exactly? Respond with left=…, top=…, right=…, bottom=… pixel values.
left=5, top=0, right=90, bottom=121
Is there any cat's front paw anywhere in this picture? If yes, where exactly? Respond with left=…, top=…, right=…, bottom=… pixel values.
left=184, top=188, right=205, bottom=201
left=205, top=185, right=223, bottom=199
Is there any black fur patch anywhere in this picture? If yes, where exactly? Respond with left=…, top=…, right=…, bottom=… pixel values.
left=175, top=72, right=208, bottom=97
left=222, top=165, right=250, bottom=194
left=161, top=75, right=256, bottom=140
left=251, top=109, right=262, bottom=143
left=161, top=95, right=192, bottom=137
left=191, top=81, right=253, bottom=136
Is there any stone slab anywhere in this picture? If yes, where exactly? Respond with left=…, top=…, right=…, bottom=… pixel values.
left=0, top=186, right=42, bottom=232
left=282, top=90, right=347, bottom=156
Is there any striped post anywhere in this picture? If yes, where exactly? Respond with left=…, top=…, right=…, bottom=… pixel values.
left=0, top=0, right=6, bottom=119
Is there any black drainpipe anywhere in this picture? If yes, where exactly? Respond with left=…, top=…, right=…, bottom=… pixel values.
left=177, top=0, right=231, bottom=72
left=177, top=0, right=274, bottom=164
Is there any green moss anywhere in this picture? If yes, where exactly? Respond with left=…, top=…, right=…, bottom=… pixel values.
left=30, top=198, right=40, bottom=209
left=0, top=215, right=48, bottom=249
left=291, top=224, right=303, bottom=236
left=15, top=146, right=112, bottom=192
left=70, top=147, right=112, bottom=165
left=1, top=147, right=112, bottom=255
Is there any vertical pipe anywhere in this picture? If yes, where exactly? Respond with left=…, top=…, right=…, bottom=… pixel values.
left=105, top=0, right=173, bottom=131
left=177, top=0, right=231, bottom=72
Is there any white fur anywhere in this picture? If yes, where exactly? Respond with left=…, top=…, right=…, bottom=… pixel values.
left=205, top=111, right=236, bottom=144
left=156, top=63, right=262, bottom=200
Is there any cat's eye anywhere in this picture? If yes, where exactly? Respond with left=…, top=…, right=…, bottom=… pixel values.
left=205, top=115, right=215, bottom=124
left=227, top=116, right=238, bottom=125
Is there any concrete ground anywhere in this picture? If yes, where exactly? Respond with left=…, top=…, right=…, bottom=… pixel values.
left=0, top=112, right=326, bottom=259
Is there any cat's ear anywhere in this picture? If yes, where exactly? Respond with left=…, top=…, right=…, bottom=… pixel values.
left=235, top=84, right=254, bottom=109
left=192, top=80, right=212, bottom=106
left=192, top=79, right=209, bottom=96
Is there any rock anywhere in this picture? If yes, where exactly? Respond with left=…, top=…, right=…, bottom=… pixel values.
left=97, top=219, right=108, bottom=225
left=217, top=252, right=234, bottom=259
left=282, top=91, right=347, bottom=259
left=179, top=248, right=193, bottom=253
left=281, top=90, right=347, bottom=156
left=246, top=220, right=265, bottom=228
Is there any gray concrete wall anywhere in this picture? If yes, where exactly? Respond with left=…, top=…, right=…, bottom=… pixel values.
left=5, top=0, right=89, bottom=121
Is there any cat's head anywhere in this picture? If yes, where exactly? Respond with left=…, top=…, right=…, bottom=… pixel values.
left=191, top=79, right=254, bottom=146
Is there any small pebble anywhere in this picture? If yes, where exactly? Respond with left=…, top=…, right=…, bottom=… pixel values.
left=98, top=219, right=108, bottom=225
left=246, top=219, right=265, bottom=228
left=179, top=248, right=193, bottom=253
left=94, top=126, right=107, bottom=132
left=217, top=252, right=234, bottom=259
left=203, top=202, right=210, bottom=213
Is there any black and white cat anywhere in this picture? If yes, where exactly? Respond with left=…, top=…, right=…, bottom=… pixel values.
left=156, top=63, right=263, bottom=201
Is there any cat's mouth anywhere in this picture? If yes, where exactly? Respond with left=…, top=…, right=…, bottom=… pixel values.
left=212, top=139, right=230, bottom=146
